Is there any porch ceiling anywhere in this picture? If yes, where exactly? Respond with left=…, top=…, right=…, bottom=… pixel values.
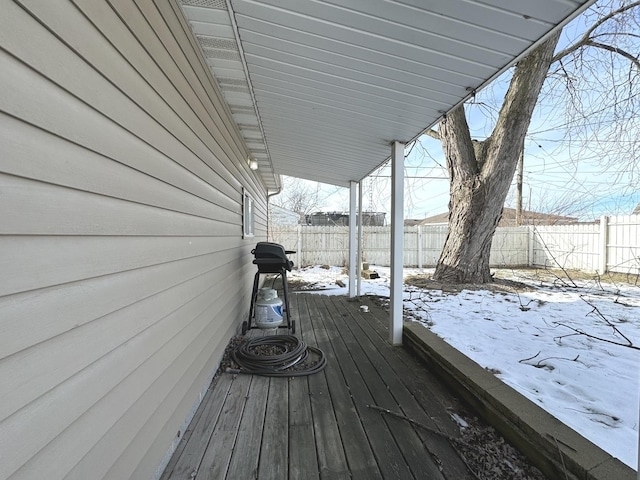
left=179, top=0, right=594, bottom=189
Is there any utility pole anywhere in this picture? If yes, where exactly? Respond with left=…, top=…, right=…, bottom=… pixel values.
left=516, top=148, right=524, bottom=226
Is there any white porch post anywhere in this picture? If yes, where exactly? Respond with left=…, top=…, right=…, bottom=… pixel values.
left=357, top=180, right=363, bottom=296
left=390, top=141, right=405, bottom=345
left=348, top=181, right=358, bottom=297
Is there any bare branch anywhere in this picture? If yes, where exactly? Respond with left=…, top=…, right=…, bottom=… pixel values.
left=591, top=31, right=640, bottom=42
left=585, top=40, right=640, bottom=70
left=552, top=295, right=639, bottom=350
left=366, top=405, right=483, bottom=480
left=552, top=1, right=640, bottom=63
left=519, top=351, right=542, bottom=363
left=366, top=404, right=457, bottom=442
left=532, top=228, right=579, bottom=287
left=581, top=295, right=636, bottom=346
left=553, top=324, right=640, bottom=350
left=518, top=351, right=581, bottom=368
left=551, top=436, right=571, bottom=480
left=423, top=128, right=440, bottom=140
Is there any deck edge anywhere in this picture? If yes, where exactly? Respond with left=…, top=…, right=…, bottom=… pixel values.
left=403, top=322, right=635, bottom=480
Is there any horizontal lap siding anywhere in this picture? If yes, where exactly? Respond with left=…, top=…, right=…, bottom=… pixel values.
left=0, top=1, right=265, bottom=479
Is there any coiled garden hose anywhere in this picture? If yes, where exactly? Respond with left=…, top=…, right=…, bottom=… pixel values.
left=228, top=335, right=327, bottom=377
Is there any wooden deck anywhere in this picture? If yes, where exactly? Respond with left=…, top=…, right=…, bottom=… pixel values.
left=161, top=293, right=477, bottom=480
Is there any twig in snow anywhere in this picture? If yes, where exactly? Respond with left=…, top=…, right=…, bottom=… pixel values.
left=511, top=288, right=535, bottom=311
left=519, top=351, right=542, bottom=363
left=405, top=289, right=433, bottom=325
left=553, top=324, right=640, bottom=350
left=593, top=272, right=605, bottom=292
left=613, top=296, right=634, bottom=307
left=518, top=351, right=580, bottom=368
left=554, top=295, right=640, bottom=349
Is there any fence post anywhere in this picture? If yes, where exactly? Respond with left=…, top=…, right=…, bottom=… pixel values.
left=528, top=226, right=535, bottom=267
left=599, top=216, right=608, bottom=274
left=297, top=224, right=303, bottom=267
left=417, top=225, right=423, bottom=269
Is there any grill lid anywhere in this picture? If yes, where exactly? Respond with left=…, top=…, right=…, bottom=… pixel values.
left=252, top=242, right=295, bottom=272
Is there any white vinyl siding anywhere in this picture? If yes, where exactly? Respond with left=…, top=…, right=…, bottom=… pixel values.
left=0, top=1, right=266, bottom=479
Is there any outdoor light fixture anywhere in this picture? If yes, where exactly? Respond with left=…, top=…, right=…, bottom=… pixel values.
left=249, top=158, right=258, bottom=170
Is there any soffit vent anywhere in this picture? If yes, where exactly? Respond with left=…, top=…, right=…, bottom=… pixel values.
left=202, top=47, right=241, bottom=61
left=222, top=86, right=251, bottom=94
left=180, top=0, right=226, bottom=10
left=196, top=36, right=237, bottom=51
left=237, top=124, right=261, bottom=132
left=230, top=105, right=255, bottom=112
left=217, top=77, right=247, bottom=86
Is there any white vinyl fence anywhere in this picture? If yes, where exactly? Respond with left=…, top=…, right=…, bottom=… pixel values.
left=269, top=215, right=640, bottom=275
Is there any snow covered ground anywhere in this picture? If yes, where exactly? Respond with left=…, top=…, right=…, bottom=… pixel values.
left=288, top=265, right=640, bottom=470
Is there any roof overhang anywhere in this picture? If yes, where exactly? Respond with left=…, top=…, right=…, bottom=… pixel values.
left=179, top=0, right=595, bottom=189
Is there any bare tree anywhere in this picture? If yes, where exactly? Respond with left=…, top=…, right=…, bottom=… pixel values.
left=430, top=0, right=640, bottom=284
left=271, top=176, right=337, bottom=223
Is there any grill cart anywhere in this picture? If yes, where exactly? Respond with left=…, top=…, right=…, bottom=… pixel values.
left=243, top=242, right=296, bottom=335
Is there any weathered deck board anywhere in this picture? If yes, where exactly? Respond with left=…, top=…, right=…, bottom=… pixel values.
left=329, top=295, right=474, bottom=480
left=225, top=375, right=269, bottom=479
left=195, top=374, right=252, bottom=480
left=162, top=293, right=474, bottom=480
left=301, top=295, right=382, bottom=480
left=309, top=294, right=415, bottom=479
left=314, top=295, right=445, bottom=480
left=303, top=296, right=353, bottom=480
left=258, top=377, right=289, bottom=480
left=160, top=374, right=234, bottom=480
left=288, top=376, right=320, bottom=480
left=286, top=295, right=321, bottom=479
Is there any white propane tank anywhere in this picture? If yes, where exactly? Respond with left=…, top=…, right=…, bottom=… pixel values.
left=255, top=288, right=283, bottom=329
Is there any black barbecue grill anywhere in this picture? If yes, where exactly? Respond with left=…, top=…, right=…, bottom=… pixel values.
left=252, top=242, right=294, bottom=273
left=243, top=242, right=296, bottom=335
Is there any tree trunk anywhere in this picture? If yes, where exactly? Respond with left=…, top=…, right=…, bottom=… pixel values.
left=433, top=31, right=561, bottom=283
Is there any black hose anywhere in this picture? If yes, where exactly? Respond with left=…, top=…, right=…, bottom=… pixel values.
left=229, top=335, right=327, bottom=377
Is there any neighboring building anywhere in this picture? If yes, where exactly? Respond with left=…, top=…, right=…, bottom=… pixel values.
left=305, top=211, right=386, bottom=226
left=633, top=203, right=640, bottom=215
left=269, top=204, right=300, bottom=226
left=418, top=207, right=578, bottom=227
left=306, top=211, right=350, bottom=226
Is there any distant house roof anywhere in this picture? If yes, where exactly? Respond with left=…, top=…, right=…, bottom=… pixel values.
left=404, top=219, right=427, bottom=226
left=415, top=212, right=450, bottom=225
left=418, top=207, right=578, bottom=227
left=633, top=203, right=640, bottom=215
